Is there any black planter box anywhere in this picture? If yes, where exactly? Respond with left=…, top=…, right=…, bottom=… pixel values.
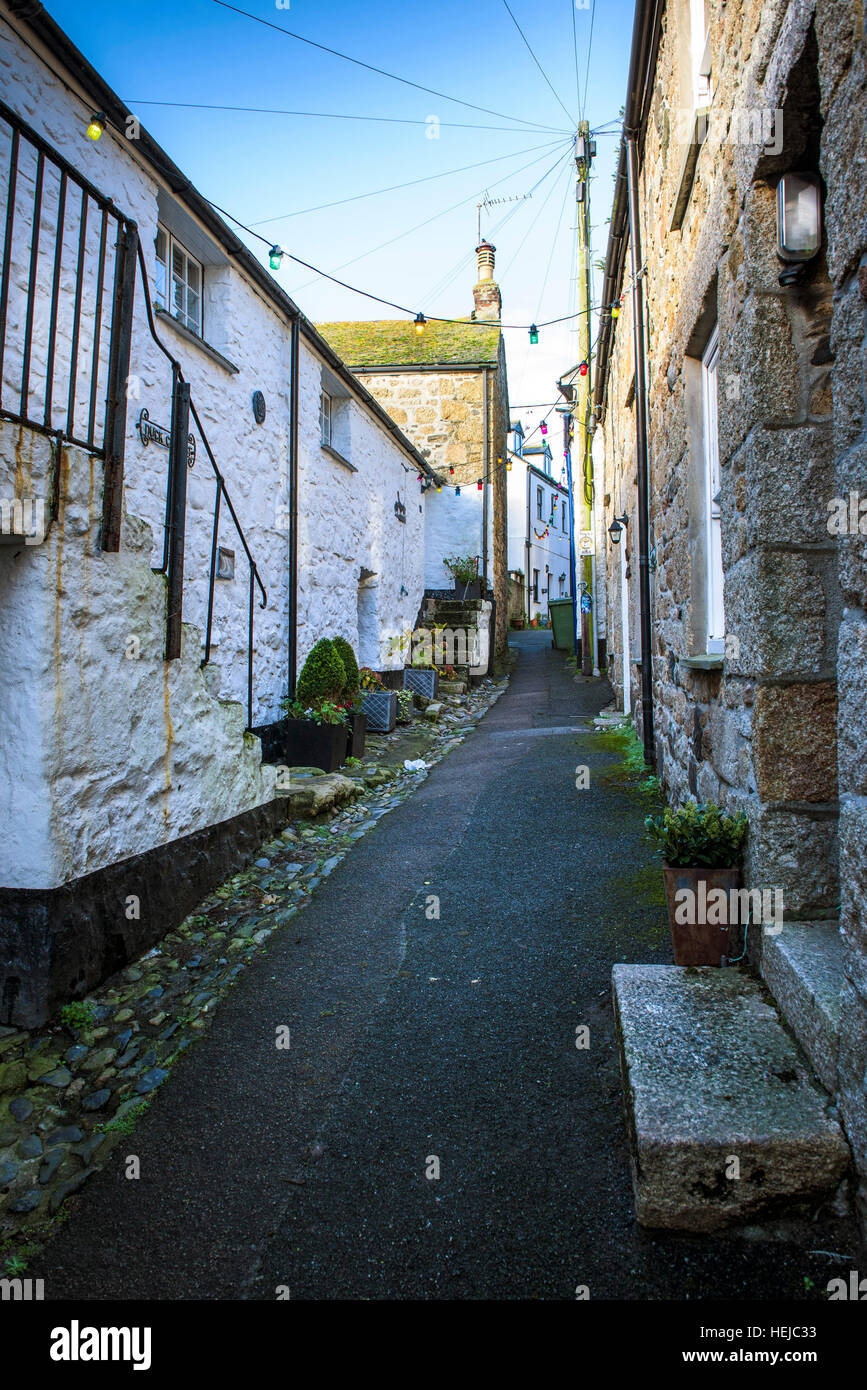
left=250, top=717, right=347, bottom=773
left=347, top=709, right=367, bottom=759
left=454, top=579, right=482, bottom=600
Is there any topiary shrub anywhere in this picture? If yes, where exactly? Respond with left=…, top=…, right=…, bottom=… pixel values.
left=295, top=638, right=346, bottom=709
left=332, top=636, right=360, bottom=701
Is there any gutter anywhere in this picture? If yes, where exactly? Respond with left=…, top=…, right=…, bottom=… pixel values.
left=3, top=0, right=438, bottom=482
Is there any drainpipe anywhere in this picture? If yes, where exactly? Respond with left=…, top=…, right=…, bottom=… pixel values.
left=525, top=459, right=531, bottom=622
left=288, top=315, right=300, bottom=698
left=481, top=367, right=489, bottom=594
left=625, top=132, right=655, bottom=769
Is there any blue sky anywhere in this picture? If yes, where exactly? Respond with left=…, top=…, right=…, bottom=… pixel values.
left=43, top=0, right=634, bottom=428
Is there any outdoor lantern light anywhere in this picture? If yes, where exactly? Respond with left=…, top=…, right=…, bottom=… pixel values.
left=477, top=478, right=483, bottom=490
left=449, top=465, right=454, bottom=474
left=588, top=411, right=598, bottom=433
left=506, top=457, right=512, bottom=470
left=579, top=361, right=588, bottom=377
left=529, top=323, right=539, bottom=344
left=437, top=484, right=442, bottom=492
left=86, top=113, right=106, bottom=141
left=611, top=303, right=621, bottom=319
left=455, top=486, right=461, bottom=495
left=540, top=421, right=548, bottom=435
left=414, top=313, right=426, bottom=334
left=608, top=513, right=628, bottom=543
left=776, top=172, right=822, bottom=283
left=268, top=246, right=285, bottom=271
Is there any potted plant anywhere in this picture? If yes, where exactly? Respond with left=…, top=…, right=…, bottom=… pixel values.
left=359, top=666, right=398, bottom=732
left=511, top=616, right=525, bottom=629
left=403, top=657, right=439, bottom=700
left=645, top=800, right=749, bottom=966
left=274, top=638, right=350, bottom=772
left=332, top=635, right=367, bottom=758
left=396, top=689, right=415, bottom=725
left=443, top=553, right=481, bottom=601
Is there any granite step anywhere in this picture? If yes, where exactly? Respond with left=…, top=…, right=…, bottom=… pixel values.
left=612, top=964, right=851, bottom=1231
left=761, top=921, right=843, bottom=1094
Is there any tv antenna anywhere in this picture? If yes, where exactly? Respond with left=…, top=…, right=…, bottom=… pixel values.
left=477, top=191, right=531, bottom=244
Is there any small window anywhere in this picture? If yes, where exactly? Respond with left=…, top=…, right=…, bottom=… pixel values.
left=702, top=325, right=725, bottom=652
left=562, top=501, right=568, bottom=532
left=155, top=225, right=202, bottom=335
left=320, top=391, right=332, bottom=447
left=532, top=569, right=539, bottom=602
left=559, top=575, right=566, bottom=597
left=536, top=486, right=543, bottom=519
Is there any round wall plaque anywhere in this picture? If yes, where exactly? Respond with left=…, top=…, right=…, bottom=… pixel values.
left=252, top=390, right=266, bottom=424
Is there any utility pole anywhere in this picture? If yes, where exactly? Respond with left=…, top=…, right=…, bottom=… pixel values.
left=574, top=122, right=596, bottom=675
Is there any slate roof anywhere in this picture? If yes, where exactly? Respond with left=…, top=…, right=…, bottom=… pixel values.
left=317, top=319, right=502, bottom=369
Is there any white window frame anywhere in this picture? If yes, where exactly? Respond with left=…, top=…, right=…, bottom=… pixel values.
left=155, top=225, right=203, bottom=336
left=702, top=325, right=725, bottom=653
left=690, top=0, right=713, bottom=107
left=536, top=486, right=543, bottom=519
left=320, top=390, right=333, bottom=447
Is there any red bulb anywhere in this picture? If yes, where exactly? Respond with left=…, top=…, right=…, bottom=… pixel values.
left=579, top=362, right=588, bottom=377
left=477, top=479, right=483, bottom=490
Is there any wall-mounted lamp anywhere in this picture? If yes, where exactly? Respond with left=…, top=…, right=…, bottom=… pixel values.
left=608, top=513, right=629, bottom=543
left=776, top=172, right=822, bottom=285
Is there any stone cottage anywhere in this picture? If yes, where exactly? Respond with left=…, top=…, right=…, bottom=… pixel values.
left=0, top=0, right=436, bottom=1024
left=318, top=241, right=511, bottom=658
left=595, top=0, right=867, bottom=1230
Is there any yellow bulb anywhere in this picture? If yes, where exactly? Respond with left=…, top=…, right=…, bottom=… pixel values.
left=86, top=116, right=104, bottom=141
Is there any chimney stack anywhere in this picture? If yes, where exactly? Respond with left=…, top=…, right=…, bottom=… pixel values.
left=473, top=241, right=501, bottom=321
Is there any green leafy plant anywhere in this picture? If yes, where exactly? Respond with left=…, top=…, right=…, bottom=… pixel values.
left=331, top=636, right=360, bottom=701
left=4, top=1253, right=28, bottom=1276
left=396, top=690, right=414, bottom=722
left=645, top=800, right=748, bottom=868
left=443, top=554, right=479, bottom=586
left=295, top=638, right=346, bottom=708
left=282, top=698, right=348, bottom=727
left=345, top=755, right=362, bottom=767
left=359, top=666, right=386, bottom=692
left=60, top=1000, right=97, bottom=1033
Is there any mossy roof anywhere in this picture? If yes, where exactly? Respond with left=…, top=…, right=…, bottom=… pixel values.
left=317, top=319, right=502, bottom=369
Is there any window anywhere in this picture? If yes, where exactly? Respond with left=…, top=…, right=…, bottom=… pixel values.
left=320, top=391, right=332, bottom=447
left=562, top=500, right=568, bottom=532
left=536, top=486, right=543, bottom=519
left=702, top=325, right=725, bottom=652
left=559, top=575, right=566, bottom=597
left=155, top=225, right=202, bottom=335
left=690, top=0, right=712, bottom=107
left=532, top=569, right=539, bottom=602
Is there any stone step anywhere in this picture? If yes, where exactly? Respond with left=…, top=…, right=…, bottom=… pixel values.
left=612, top=964, right=850, bottom=1232
left=761, top=922, right=843, bottom=1094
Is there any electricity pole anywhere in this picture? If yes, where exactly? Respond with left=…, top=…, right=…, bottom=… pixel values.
left=574, top=122, right=596, bottom=675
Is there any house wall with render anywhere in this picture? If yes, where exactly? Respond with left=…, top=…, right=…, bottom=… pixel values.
left=0, top=4, right=429, bottom=1022
left=599, top=0, right=867, bottom=1228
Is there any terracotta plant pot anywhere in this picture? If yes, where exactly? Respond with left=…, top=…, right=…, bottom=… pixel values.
left=662, top=864, right=743, bottom=966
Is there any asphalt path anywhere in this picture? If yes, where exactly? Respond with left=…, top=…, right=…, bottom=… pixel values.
left=35, top=633, right=851, bottom=1300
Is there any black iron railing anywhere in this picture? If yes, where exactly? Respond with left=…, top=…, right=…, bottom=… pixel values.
left=0, top=99, right=134, bottom=490
left=135, top=240, right=267, bottom=728
left=0, top=101, right=268, bottom=728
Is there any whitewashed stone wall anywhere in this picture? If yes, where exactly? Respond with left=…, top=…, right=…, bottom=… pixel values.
left=0, top=422, right=276, bottom=890
left=0, top=17, right=430, bottom=891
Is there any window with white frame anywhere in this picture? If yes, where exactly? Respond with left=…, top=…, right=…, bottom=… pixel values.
left=559, top=575, right=566, bottom=596
left=702, top=324, right=725, bottom=652
left=690, top=0, right=713, bottom=107
left=536, top=486, right=543, bottom=519
left=155, top=225, right=203, bottom=335
left=320, top=391, right=332, bottom=447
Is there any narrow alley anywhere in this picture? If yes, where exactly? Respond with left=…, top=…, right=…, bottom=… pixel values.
left=27, top=635, right=851, bottom=1301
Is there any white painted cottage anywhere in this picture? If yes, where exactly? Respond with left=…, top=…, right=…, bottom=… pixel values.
left=0, top=0, right=436, bottom=1024
left=506, top=426, right=573, bottom=623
